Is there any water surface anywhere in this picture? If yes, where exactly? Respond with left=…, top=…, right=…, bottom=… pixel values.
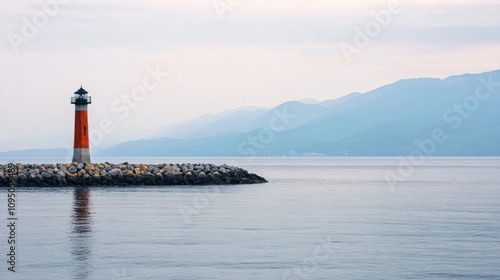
left=1, top=157, right=499, bottom=279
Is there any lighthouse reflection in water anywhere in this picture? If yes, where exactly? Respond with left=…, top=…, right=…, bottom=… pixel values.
left=70, top=188, right=92, bottom=280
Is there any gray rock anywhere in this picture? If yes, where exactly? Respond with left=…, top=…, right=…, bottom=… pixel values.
left=109, top=168, right=121, bottom=176
left=197, top=172, right=207, bottom=179
left=181, top=165, right=188, bottom=173
left=204, top=165, right=211, bottom=173
left=18, top=173, right=28, bottom=185
left=68, top=166, right=77, bottom=173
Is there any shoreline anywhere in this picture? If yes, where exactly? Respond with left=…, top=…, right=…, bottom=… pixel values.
left=0, top=163, right=267, bottom=186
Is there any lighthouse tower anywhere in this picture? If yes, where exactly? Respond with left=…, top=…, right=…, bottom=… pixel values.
left=71, top=86, right=92, bottom=163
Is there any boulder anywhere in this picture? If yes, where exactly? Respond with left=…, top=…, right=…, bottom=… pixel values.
left=68, top=166, right=77, bottom=174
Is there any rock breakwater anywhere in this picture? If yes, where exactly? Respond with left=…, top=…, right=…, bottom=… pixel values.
left=0, top=163, right=267, bottom=186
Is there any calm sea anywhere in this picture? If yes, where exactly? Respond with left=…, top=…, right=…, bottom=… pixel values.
left=1, top=157, right=499, bottom=280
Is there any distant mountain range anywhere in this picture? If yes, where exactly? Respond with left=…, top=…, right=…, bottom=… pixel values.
left=2, top=69, right=500, bottom=158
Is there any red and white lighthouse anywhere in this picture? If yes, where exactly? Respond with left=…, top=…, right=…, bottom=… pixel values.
left=71, top=86, right=92, bottom=163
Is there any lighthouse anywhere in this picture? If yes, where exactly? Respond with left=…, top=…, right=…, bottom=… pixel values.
left=71, top=86, right=92, bottom=163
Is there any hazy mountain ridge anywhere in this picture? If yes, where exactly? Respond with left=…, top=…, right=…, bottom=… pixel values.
left=2, top=70, right=499, bottom=158
left=154, top=106, right=269, bottom=139
left=95, top=69, right=499, bottom=157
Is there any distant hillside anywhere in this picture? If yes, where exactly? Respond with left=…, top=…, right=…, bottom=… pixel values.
left=96, top=69, right=500, bottom=157
left=153, top=106, right=268, bottom=139
left=2, top=70, right=499, bottom=158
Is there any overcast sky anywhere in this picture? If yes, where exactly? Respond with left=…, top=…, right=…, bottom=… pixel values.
left=1, top=0, right=499, bottom=152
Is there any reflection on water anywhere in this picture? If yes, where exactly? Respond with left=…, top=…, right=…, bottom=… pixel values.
left=70, top=188, right=93, bottom=280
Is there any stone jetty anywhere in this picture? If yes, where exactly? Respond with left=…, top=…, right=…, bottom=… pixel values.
left=0, top=163, right=267, bottom=186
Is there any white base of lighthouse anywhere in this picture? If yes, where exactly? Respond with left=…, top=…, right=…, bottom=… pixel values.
left=72, top=148, right=91, bottom=164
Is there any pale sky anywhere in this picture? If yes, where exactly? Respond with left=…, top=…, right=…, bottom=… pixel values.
left=0, top=0, right=499, bottom=152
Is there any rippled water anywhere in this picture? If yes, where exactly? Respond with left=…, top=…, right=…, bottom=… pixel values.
left=1, top=157, right=500, bottom=280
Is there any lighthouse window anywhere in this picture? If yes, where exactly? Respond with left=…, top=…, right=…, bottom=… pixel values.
left=84, top=126, right=87, bottom=136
